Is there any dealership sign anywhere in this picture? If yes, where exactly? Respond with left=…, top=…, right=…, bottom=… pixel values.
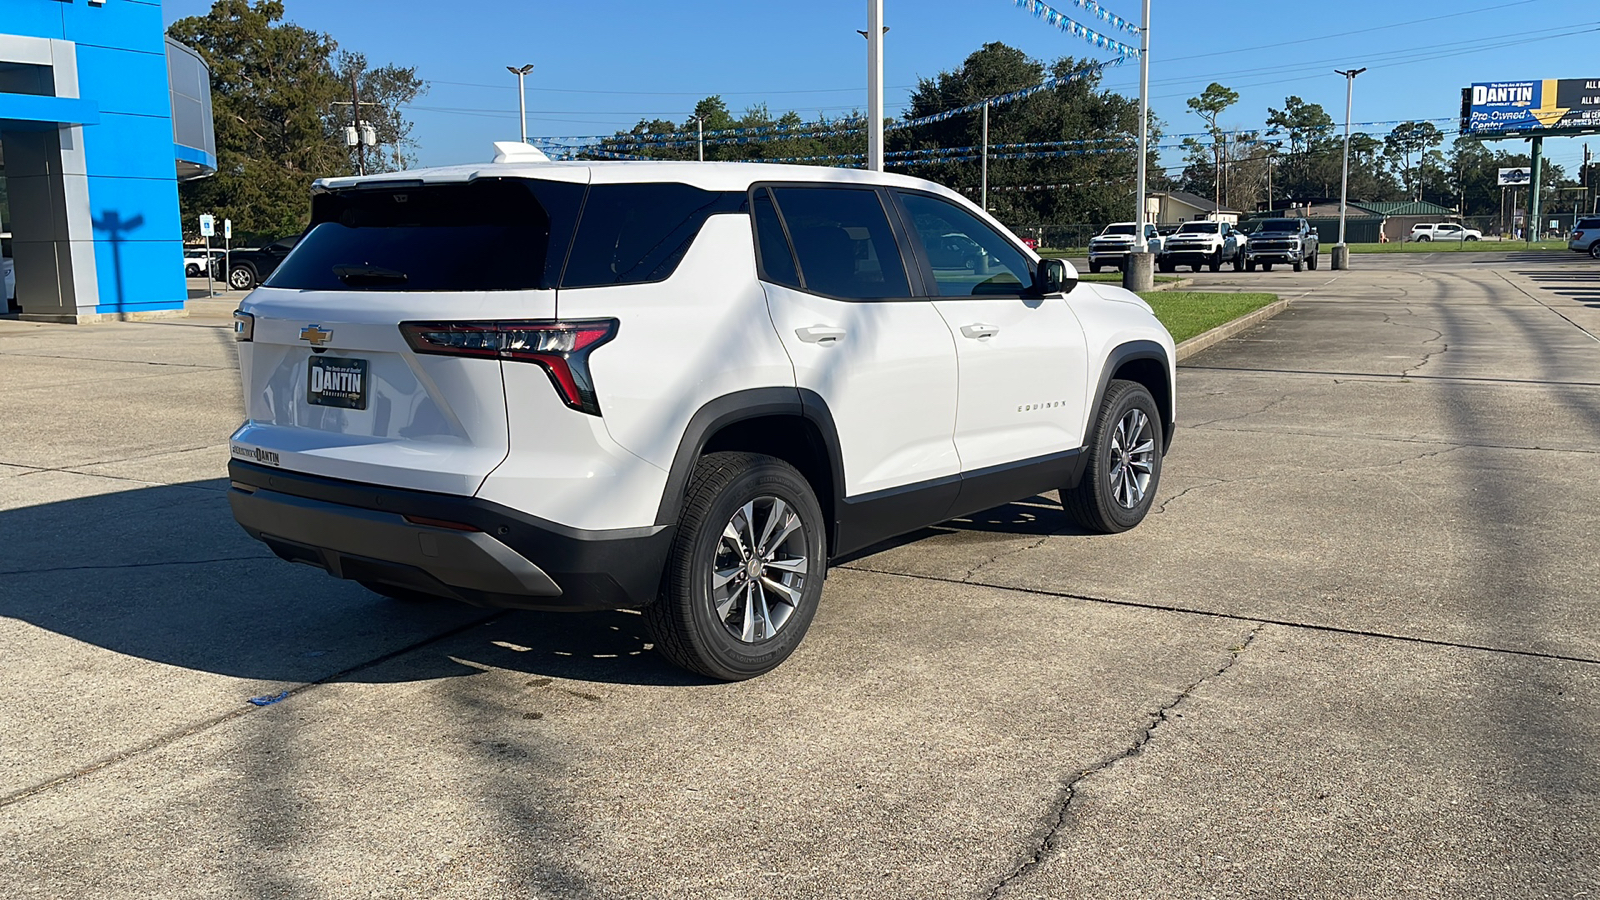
left=1465, top=79, right=1600, bottom=135
left=1498, top=167, right=1532, bottom=186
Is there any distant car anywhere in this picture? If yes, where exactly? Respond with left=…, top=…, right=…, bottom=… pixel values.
left=1158, top=220, right=1244, bottom=273
left=1087, top=222, right=1163, bottom=273
left=224, top=236, right=299, bottom=290
left=927, top=232, right=987, bottom=269
left=1407, top=223, right=1482, bottom=242
left=184, top=248, right=225, bottom=278
left=1570, top=217, right=1600, bottom=258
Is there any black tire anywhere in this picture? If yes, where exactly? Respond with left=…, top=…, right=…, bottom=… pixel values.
left=645, top=452, right=827, bottom=681
left=1308, top=250, right=1319, bottom=270
left=1245, top=259, right=1256, bottom=272
left=1293, top=259, right=1304, bottom=272
left=1417, top=236, right=1430, bottom=242
left=1263, top=263, right=1274, bottom=272
left=1089, top=262, right=1102, bottom=273
left=1208, top=249, right=1222, bottom=272
left=1232, top=252, right=1244, bottom=272
left=1465, top=235, right=1479, bottom=242
left=1590, top=242, right=1600, bottom=260
left=1158, top=260, right=1174, bottom=273
left=1062, top=380, right=1163, bottom=534
left=185, top=264, right=200, bottom=277
left=228, top=264, right=256, bottom=291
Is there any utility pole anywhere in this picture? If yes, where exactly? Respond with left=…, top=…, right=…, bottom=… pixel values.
left=688, top=114, right=705, bottom=161
left=866, top=0, right=884, bottom=171
left=1530, top=136, right=1544, bottom=244
left=350, top=69, right=365, bottom=176
left=507, top=64, right=534, bottom=144
left=1123, top=0, right=1153, bottom=292
left=1333, top=67, right=1366, bottom=270
left=981, top=102, right=989, bottom=211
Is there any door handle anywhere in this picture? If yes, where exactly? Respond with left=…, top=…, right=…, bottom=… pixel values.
left=796, top=325, right=847, bottom=344
left=960, top=323, right=1000, bottom=340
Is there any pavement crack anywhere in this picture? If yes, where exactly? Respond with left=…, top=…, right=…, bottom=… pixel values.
left=984, top=625, right=1264, bottom=899
left=961, top=532, right=1064, bottom=582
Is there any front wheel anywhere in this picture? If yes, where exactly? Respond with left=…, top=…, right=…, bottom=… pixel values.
left=645, top=452, right=826, bottom=681
left=1465, top=235, right=1479, bottom=242
left=228, top=265, right=256, bottom=291
left=1208, top=249, right=1222, bottom=272
left=1232, top=253, right=1245, bottom=272
left=1263, top=262, right=1274, bottom=272
left=1158, top=259, right=1174, bottom=273
left=1308, top=250, right=1319, bottom=270
left=1062, top=380, right=1163, bottom=534
left=1089, top=262, right=1102, bottom=273
left=1293, top=259, right=1304, bottom=272
left=1245, top=259, right=1256, bottom=272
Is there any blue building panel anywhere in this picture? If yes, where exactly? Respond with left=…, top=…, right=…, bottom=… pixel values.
left=74, top=43, right=172, bottom=117
left=90, top=236, right=187, bottom=314
left=3, top=4, right=67, bottom=39
left=81, top=111, right=181, bottom=178
left=87, top=174, right=183, bottom=243
left=60, top=0, right=168, bottom=55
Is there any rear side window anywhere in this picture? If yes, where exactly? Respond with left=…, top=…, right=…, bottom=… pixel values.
left=769, top=186, right=910, bottom=299
left=561, top=184, right=744, bottom=289
left=268, top=178, right=584, bottom=292
left=752, top=188, right=801, bottom=289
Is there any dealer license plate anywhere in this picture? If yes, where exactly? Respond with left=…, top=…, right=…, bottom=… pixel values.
left=307, top=356, right=368, bottom=409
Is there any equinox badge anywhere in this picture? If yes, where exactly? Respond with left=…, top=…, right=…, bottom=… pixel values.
left=299, top=325, right=333, bottom=346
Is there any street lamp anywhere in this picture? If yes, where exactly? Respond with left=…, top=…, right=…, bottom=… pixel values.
left=687, top=114, right=705, bottom=162
left=1123, top=0, right=1153, bottom=293
left=1333, top=66, right=1366, bottom=270
left=863, top=1, right=884, bottom=171
left=507, top=63, right=534, bottom=144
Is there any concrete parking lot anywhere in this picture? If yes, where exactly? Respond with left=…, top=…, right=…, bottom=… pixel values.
left=3, top=251, right=1597, bottom=898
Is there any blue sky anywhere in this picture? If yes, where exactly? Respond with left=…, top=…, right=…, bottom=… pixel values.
left=160, top=0, right=1599, bottom=176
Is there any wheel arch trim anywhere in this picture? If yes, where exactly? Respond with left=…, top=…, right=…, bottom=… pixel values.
left=1088, top=340, right=1174, bottom=454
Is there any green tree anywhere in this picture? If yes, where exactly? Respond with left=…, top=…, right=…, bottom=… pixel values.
left=334, top=51, right=428, bottom=174
left=1185, top=82, right=1239, bottom=211
left=1265, top=96, right=1337, bottom=200
left=1383, top=121, right=1444, bottom=202
left=167, top=0, right=425, bottom=240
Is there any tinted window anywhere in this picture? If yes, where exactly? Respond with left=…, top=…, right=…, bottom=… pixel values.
left=562, top=184, right=744, bottom=289
left=268, top=179, right=583, bottom=292
left=1102, top=224, right=1137, bottom=236
left=1256, top=219, right=1301, bottom=233
left=769, top=187, right=910, bottom=300
left=896, top=191, right=1032, bottom=298
left=752, top=189, right=801, bottom=289
left=1578, top=218, right=1600, bottom=230
left=1177, top=222, right=1220, bottom=234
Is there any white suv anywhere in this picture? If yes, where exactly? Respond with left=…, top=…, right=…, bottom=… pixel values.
left=1408, top=223, right=1482, bottom=242
left=226, top=146, right=1176, bottom=679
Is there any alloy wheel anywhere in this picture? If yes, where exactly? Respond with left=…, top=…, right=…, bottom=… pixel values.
left=711, top=496, right=809, bottom=643
left=1107, top=408, right=1156, bottom=509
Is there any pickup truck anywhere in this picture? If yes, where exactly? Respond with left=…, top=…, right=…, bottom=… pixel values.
left=1244, top=218, right=1319, bottom=272
left=1407, top=223, right=1482, bottom=242
left=1087, top=222, right=1163, bottom=273
left=223, top=236, right=299, bottom=290
left=1157, top=221, right=1244, bottom=273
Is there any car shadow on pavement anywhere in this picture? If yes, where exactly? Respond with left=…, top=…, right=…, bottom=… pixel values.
left=0, top=479, right=705, bottom=687
left=834, top=494, right=1087, bottom=565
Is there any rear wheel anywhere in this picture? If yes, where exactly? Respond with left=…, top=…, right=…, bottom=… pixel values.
left=1062, top=380, right=1163, bottom=534
left=645, top=452, right=826, bottom=681
left=1590, top=242, right=1600, bottom=260
left=1416, top=236, right=1430, bottom=243
left=1232, top=252, right=1244, bottom=272
left=1308, top=250, right=1319, bottom=270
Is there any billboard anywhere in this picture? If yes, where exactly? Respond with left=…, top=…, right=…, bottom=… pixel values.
left=1498, top=167, right=1532, bottom=186
left=1464, top=79, right=1600, bottom=136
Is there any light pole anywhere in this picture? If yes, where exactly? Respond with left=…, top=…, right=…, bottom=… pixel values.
left=1333, top=66, right=1366, bottom=270
left=507, top=64, right=534, bottom=144
left=687, top=114, right=705, bottom=161
left=1123, top=0, right=1153, bottom=292
left=865, top=0, right=884, bottom=171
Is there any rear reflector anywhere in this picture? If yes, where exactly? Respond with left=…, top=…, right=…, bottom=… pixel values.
left=402, top=514, right=481, bottom=532
left=399, top=319, right=617, bottom=416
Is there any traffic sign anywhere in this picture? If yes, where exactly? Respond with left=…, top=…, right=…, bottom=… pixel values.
left=224, top=219, right=232, bottom=240
left=199, top=214, right=215, bottom=237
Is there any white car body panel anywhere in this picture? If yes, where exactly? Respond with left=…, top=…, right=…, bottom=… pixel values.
left=932, top=295, right=1089, bottom=471
left=1066, top=283, right=1177, bottom=445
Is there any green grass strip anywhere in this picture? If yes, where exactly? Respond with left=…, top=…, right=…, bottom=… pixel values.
left=1138, top=291, right=1279, bottom=344
left=1345, top=240, right=1566, bottom=253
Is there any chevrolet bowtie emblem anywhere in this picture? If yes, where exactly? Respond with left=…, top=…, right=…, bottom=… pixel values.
left=299, top=325, right=333, bottom=345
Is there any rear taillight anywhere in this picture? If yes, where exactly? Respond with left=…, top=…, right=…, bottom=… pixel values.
left=399, top=319, right=618, bottom=416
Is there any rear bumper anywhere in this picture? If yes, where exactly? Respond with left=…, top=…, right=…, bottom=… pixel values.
left=228, top=460, right=672, bottom=611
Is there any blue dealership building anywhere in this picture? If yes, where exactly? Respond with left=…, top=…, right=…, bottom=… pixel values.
left=1, top=0, right=214, bottom=322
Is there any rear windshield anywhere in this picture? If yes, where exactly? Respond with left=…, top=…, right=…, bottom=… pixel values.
left=1578, top=218, right=1600, bottom=230
left=1177, top=222, right=1219, bottom=234
left=269, top=179, right=585, bottom=292
left=269, top=179, right=742, bottom=292
left=1101, top=224, right=1136, bottom=236
left=1255, top=219, right=1300, bottom=233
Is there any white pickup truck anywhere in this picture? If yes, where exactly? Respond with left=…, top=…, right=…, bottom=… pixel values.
left=1087, top=222, right=1163, bottom=273
left=1158, top=221, right=1245, bottom=273
left=1407, top=223, right=1482, bottom=242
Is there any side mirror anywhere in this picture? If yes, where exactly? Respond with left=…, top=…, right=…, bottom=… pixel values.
left=1034, top=258, right=1079, bottom=296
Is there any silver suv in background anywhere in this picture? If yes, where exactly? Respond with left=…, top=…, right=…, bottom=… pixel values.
left=1087, top=222, right=1163, bottom=273
left=1570, top=217, right=1600, bottom=258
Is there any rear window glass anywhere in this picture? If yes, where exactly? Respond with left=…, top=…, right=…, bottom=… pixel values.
left=268, top=179, right=582, bottom=292
left=1578, top=218, right=1600, bottom=230
left=561, top=184, right=745, bottom=289
left=770, top=186, right=910, bottom=299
